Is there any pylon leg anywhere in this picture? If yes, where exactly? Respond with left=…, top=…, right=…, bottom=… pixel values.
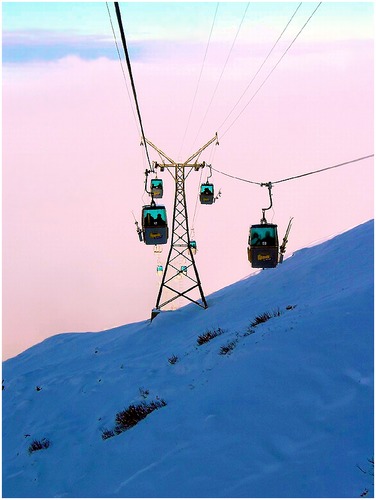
left=155, top=165, right=207, bottom=312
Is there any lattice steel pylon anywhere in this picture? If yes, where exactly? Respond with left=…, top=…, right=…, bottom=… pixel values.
left=144, top=134, right=219, bottom=320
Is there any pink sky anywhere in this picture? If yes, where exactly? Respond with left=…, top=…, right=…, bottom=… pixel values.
left=3, top=8, right=374, bottom=360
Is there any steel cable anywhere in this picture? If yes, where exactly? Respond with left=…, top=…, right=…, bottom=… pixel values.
left=219, top=2, right=322, bottom=140
left=179, top=3, right=220, bottom=159
left=106, top=2, right=139, bottom=134
left=114, top=2, right=152, bottom=169
left=192, top=3, right=250, bottom=149
left=211, top=154, right=374, bottom=186
left=217, top=2, right=302, bottom=133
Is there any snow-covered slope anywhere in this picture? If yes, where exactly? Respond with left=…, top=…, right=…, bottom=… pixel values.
left=3, top=220, right=374, bottom=498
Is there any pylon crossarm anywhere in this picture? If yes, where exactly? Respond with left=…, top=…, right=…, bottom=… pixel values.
left=144, top=138, right=176, bottom=165
left=183, top=133, right=218, bottom=165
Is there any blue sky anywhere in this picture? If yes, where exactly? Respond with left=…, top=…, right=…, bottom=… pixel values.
left=3, top=2, right=118, bottom=62
left=3, top=2, right=374, bottom=63
left=2, top=2, right=218, bottom=62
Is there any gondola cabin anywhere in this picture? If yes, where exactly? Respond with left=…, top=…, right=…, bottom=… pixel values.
left=180, top=265, right=188, bottom=276
left=150, top=179, right=163, bottom=198
left=156, top=264, right=164, bottom=276
left=142, top=205, right=168, bottom=245
left=189, top=240, right=197, bottom=254
left=248, top=223, right=279, bottom=268
left=200, top=183, right=214, bottom=204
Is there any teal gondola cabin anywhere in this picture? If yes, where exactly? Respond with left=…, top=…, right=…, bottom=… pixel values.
left=248, top=223, right=279, bottom=268
left=200, top=183, right=214, bottom=204
left=142, top=205, right=168, bottom=245
left=150, top=179, right=163, bottom=199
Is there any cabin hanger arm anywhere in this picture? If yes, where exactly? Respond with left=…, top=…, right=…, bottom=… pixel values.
left=260, top=181, right=273, bottom=223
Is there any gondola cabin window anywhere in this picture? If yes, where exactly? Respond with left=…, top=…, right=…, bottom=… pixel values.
left=200, top=183, right=214, bottom=204
left=249, top=225, right=277, bottom=246
left=248, top=224, right=279, bottom=268
left=150, top=179, right=163, bottom=198
left=142, top=205, right=168, bottom=245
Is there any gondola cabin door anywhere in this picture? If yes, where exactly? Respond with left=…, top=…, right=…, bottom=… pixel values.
left=248, top=223, right=279, bottom=268
left=150, top=179, right=163, bottom=199
left=200, top=183, right=214, bottom=204
left=142, top=205, right=168, bottom=245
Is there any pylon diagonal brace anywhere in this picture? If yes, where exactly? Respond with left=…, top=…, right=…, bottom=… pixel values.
left=157, top=284, right=207, bottom=310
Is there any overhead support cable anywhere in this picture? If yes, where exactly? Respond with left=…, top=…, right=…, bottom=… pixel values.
left=114, top=1, right=152, bottom=169
left=210, top=166, right=261, bottom=185
left=192, top=2, right=250, bottom=148
left=179, top=2, right=219, bottom=159
left=219, top=2, right=322, bottom=139
left=272, top=154, right=374, bottom=185
left=211, top=154, right=374, bottom=186
left=217, top=2, right=302, bottom=132
left=106, top=2, right=139, bottom=133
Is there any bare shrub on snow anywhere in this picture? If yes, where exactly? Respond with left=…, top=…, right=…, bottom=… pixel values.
left=28, top=438, right=50, bottom=454
left=197, top=327, right=225, bottom=346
